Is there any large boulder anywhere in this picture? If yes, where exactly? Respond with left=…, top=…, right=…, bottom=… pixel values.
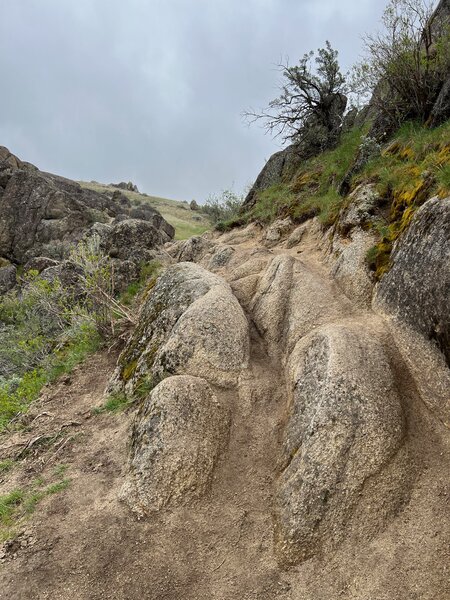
left=170, top=235, right=214, bottom=263
left=329, top=227, right=377, bottom=306
left=120, top=375, right=229, bottom=516
left=108, top=262, right=249, bottom=394
left=101, top=218, right=167, bottom=263
left=375, top=196, right=450, bottom=365
left=275, top=323, right=410, bottom=565
left=263, top=217, right=293, bottom=247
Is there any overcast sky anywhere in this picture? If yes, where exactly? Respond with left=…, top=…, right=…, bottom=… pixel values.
left=0, top=0, right=389, bottom=202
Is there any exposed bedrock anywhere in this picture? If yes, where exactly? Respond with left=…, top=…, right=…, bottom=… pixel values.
left=121, top=375, right=229, bottom=516
left=251, top=254, right=354, bottom=359
left=275, top=323, right=411, bottom=565
left=375, top=196, right=450, bottom=366
left=108, top=261, right=250, bottom=396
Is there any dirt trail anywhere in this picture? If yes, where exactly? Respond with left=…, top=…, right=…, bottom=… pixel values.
left=0, top=228, right=448, bottom=600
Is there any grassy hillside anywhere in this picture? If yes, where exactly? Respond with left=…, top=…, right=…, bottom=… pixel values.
left=237, top=119, right=450, bottom=278
left=78, top=181, right=211, bottom=240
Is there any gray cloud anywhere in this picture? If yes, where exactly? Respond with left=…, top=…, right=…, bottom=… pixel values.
left=0, top=0, right=387, bottom=201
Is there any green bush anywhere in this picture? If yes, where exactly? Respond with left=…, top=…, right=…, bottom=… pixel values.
left=202, top=189, right=244, bottom=224
left=0, top=236, right=135, bottom=431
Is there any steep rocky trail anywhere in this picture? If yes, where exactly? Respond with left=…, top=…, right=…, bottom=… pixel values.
left=0, top=222, right=449, bottom=599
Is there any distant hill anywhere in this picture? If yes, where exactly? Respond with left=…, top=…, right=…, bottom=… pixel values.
left=78, top=180, right=211, bottom=240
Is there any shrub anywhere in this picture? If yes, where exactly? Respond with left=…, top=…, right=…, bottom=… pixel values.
left=202, top=189, right=244, bottom=225
left=352, top=0, right=450, bottom=130
left=244, top=41, right=347, bottom=147
left=0, top=236, right=139, bottom=431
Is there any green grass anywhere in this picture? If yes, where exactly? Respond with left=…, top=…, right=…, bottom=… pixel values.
left=92, top=392, right=130, bottom=414
left=245, top=119, right=449, bottom=278
left=249, top=126, right=366, bottom=226
left=78, top=181, right=211, bottom=240
left=0, top=460, right=14, bottom=474
left=120, top=260, right=162, bottom=306
left=357, top=119, right=450, bottom=278
left=0, top=325, right=102, bottom=433
left=0, top=468, right=71, bottom=542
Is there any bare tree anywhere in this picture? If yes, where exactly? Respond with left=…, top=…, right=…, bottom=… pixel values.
left=244, top=41, right=347, bottom=148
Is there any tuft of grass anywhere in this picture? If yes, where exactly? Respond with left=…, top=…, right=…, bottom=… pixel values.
left=92, top=392, right=130, bottom=414
left=0, top=472, right=71, bottom=542
left=133, top=371, right=169, bottom=399
left=0, top=460, right=14, bottom=474
left=0, top=489, right=24, bottom=526
left=52, top=464, right=69, bottom=478
left=120, top=261, right=162, bottom=306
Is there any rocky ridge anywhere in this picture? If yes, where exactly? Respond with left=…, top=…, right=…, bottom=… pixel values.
left=104, top=188, right=449, bottom=593
left=0, top=146, right=174, bottom=292
left=0, top=187, right=448, bottom=599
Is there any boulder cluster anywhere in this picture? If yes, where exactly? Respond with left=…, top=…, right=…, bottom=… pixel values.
left=0, top=146, right=174, bottom=292
left=109, top=187, right=448, bottom=574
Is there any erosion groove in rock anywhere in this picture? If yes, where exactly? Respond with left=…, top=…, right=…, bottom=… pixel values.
left=121, top=375, right=229, bottom=516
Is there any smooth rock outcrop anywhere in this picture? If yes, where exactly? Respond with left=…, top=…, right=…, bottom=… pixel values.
left=275, top=323, right=409, bottom=564
left=251, top=255, right=353, bottom=358
left=121, top=375, right=229, bottom=516
left=109, top=262, right=249, bottom=394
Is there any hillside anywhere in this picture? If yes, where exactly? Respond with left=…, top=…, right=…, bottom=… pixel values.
left=0, top=1, right=449, bottom=598
left=78, top=181, right=211, bottom=240
left=0, top=212, right=448, bottom=599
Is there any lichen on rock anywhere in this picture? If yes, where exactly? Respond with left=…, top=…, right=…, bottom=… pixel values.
left=120, top=375, right=229, bottom=516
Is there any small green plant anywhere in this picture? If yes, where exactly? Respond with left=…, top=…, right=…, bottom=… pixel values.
left=0, top=460, right=14, bottom=474
left=0, top=489, right=24, bottom=526
left=134, top=374, right=163, bottom=399
left=52, top=464, right=69, bottom=478
left=92, top=392, right=130, bottom=414
left=0, top=470, right=70, bottom=542
left=120, top=261, right=162, bottom=306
